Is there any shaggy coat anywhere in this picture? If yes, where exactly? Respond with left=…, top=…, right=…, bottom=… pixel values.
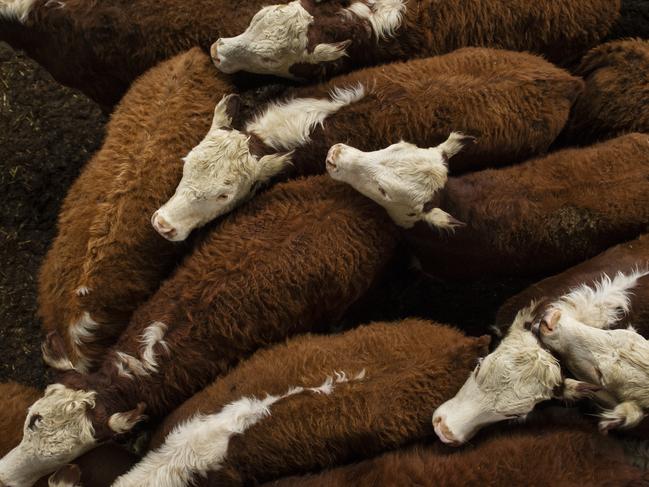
left=496, top=233, right=649, bottom=335
left=405, top=133, right=649, bottom=279
left=249, top=48, right=582, bottom=175
left=0, top=174, right=400, bottom=483
left=0, top=382, right=40, bottom=457
left=0, top=0, right=284, bottom=107
left=38, top=48, right=235, bottom=372
left=559, top=39, right=649, bottom=146
left=114, top=320, right=489, bottom=486
left=214, top=0, right=621, bottom=79
left=269, top=420, right=646, bottom=487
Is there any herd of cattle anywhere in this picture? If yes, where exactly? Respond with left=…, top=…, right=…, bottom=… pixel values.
left=1, top=0, right=649, bottom=485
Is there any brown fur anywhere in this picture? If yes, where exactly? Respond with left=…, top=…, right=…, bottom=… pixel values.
left=0, top=0, right=286, bottom=107
left=0, top=382, right=41, bottom=457
left=141, top=320, right=490, bottom=485
left=270, top=48, right=583, bottom=175
left=495, top=233, right=649, bottom=338
left=287, top=0, right=621, bottom=79
left=269, top=419, right=646, bottom=487
left=32, top=444, right=140, bottom=487
left=59, top=175, right=398, bottom=435
left=559, top=39, right=649, bottom=146
left=38, top=48, right=235, bottom=371
left=406, top=133, right=649, bottom=279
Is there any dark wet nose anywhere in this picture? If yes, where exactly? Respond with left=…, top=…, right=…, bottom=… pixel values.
left=151, top=212, right=177, bottom=240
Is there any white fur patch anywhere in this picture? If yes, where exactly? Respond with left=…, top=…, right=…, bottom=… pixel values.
left=113, top=372, right=362, bottom=486
left=68, top=312, right=100, bottom=373
left=115, top=322, right=169, bottom=378
left=246, top=83, right=366, bottom=151
left=346, top=0, right=406, bottom=39
left=41, top=342, right=75, bottom=372
left=0, top=0, right=37, bottom=22
left=553, top=269, right=649, bottom=329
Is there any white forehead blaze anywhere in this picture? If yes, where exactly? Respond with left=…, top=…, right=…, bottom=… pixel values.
left=432, top=304, right=562, bottom=443
left=0, top=385, right=96, bottom=487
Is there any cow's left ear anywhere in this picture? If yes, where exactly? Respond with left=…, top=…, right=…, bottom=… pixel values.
left=311, top=40, right=351, bottom=63
left=423, top=207, right=465, bottom=231
left=48, top=464, right=82, bottom=487
left=108, top=402, right=147, bottom=434
left=211, top=94, right=241, bottom=130
left=437, top=132, right=477, bottom=162
left=256, top=152, right=294, bottom=183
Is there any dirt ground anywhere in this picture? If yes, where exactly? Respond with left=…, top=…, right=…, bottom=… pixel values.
left=0, top=41, right=532, bottom=391
left=0, top=41, right=107, bottom=388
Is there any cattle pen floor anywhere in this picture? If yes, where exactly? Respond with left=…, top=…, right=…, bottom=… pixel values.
left=0, top=40, right=533, bottom=391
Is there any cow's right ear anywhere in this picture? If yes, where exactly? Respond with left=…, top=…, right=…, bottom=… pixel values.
left=42, top=331, right=75, bottom=371
left=212, top=94, right=241, bottom=130
left=437, top=132, right=477, bottom=162
left=108, top=402, right=148, bottom=434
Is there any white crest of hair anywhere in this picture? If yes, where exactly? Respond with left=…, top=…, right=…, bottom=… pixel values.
left=346, top=0, right=406, bottom=39
left=553, top=269, right=649, bottom=329
left=0, top=0, right=37, bottom=22
left=75, top=286, right=91, bottom=297
left=113, top=372, right=363, bottom=487
left=246, top=83, right=366, bottom=151
left=68, top=312, right=100, bottom=373
left=140, top=321, right=170, bottom=372
left=115, top=352, right=149, bottom=379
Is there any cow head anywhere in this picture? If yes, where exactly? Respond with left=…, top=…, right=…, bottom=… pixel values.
left=432, top=304, right=590, bottom=446
left=326, top=133, right=475, bottom=229
left=0, top=384, right=146, bottom=487
left=152, top=94, right=291, bottom=241
left=211, top=0, right=406, bottom=78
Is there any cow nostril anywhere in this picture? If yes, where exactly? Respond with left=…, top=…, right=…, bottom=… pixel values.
left=210, top=43, right=220, bottom=63
left=433, top=416, right=441, bottom=426
left=152, top=214, right=177, bottom=239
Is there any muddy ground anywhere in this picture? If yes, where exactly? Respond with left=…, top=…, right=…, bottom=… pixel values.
left=0, top=41, right=532, bottom=391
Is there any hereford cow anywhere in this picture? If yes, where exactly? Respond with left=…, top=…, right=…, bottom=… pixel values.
left=38, top=48, right=235, bottom=373
left=327, top=133, right=649, bottom=278
left=0, top=0, right=286, bottom=107
left=435, top=234, right=649, bottom=446
left=270, top=418, right=646, bottom=486
left=154, top=48, right=582, bottom=242
left=534, top=305, right=649, bottom=433
left=559, top=39, right=649, bottom=146
left=0, top=175, right=398, bottom=486
left=211, top=0, right=624, bottom=79
left=112, top=320, right=489, bottom=486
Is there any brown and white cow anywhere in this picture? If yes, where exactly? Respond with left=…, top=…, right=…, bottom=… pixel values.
left=153, top=47, right=582, bottom=241
left=327, top=133, right=649, bottom=278
left=0, top=175, right=398, bottom=486
left=433, top=234, right=649, bottom=446
left=211, top=0, right=621, bottom=79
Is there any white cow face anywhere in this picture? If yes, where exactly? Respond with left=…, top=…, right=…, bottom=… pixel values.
left=0, top=385, right=96, bottom=487
left=432, top=307, right=564, bottom=446
left=0, top=384, right=146, bottom=487
left=211, top=1, right=350, bottom=78
left=152, top=95, right=291, bottom=241
left=326, top=133, right=475, bottom=229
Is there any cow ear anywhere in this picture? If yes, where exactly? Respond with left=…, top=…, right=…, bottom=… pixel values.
left=423, top=208, right=464, bottom=231
left=474, top=335, right=492, bottom=354
left=108, top=402, right=147, bottom=434
left=212, top=94, right=241, bottom=130
left=256, top=152, right=294, bottom=183
left=41, top=331, right=75, bottom=371
left=437, top=132, right=477, bottom=162
left=312, top=40, right=351, bottom=63
left=48, top=464, right=81, bottom=487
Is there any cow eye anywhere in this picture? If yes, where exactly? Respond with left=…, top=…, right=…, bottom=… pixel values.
left=378, top=186, right=387, bottom=197
left=218, top=194, right=229, bottom=200
left=28, top=414, right=43, bottom=430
